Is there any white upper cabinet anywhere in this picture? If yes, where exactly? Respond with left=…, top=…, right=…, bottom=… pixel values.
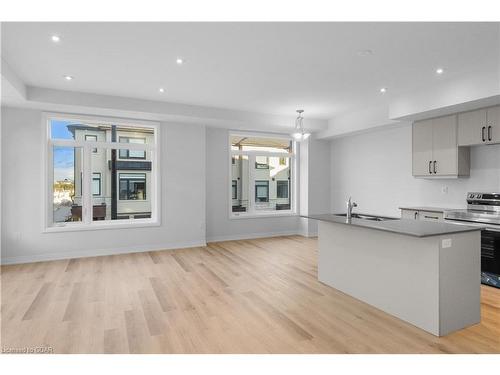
left=486, top=106, right=500, bottom=144
left=412, top=114, right=470, bottom=178
left=412, top=119, right=433, bottom=176
left=432, top=115, right=458, bottom=176
left=458, top=106, right=500, bottom=146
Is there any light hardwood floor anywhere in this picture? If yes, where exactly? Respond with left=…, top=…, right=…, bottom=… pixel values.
left=1, top=236, right=499, bottom=353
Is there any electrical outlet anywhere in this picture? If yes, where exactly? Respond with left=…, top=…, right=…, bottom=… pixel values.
left=442, top=238, right=452, bottom=248
left=441, top=186, right=448, bottom=194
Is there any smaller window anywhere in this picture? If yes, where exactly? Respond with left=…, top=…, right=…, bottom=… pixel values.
left=119, top=173, right=146, bottom=200
left=276, top=180, right=289, bottom=199
left=255, top=180, right=269, bottom=202
left=92, top=173, right=101, bottom=196
left=119, top=137, right=146, bottom=159
left=232, top=156, right=236, bottom=165
left=232, top=180, right=237, bottom=199
left=255, top=156, right=269, bottom=169
left=85, top=134, right=98, bottom=153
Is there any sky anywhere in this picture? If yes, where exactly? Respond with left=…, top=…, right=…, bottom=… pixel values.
left=51, top=120, right=76, bottom=182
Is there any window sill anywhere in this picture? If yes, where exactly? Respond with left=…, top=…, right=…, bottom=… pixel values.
left=43, top=219, right=160, bottom=233
left=229, top=212, right=298, bottom=220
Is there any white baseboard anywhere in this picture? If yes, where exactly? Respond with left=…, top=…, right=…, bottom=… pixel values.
left=1, top=240, right=207, bottom=265
left=2, top=231, right=312, bottom=265
left=206, top=230, right=301, bottom=243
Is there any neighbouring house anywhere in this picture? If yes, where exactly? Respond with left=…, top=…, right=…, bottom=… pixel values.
left=67, top=124, right=154, bottom=221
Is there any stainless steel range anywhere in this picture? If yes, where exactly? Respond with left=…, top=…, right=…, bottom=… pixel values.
left=445, top=193, right=500, bottom=288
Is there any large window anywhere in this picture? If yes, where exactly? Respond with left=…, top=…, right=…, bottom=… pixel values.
left=230, top=133, right=295, bottom=216
left=45, top=114, right=159, bottom=230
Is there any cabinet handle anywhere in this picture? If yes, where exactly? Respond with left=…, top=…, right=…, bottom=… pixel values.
left=433, top=160, right=437, bottom=174
left=428, top=161, right=432, bottom=174
left=488, top=125, right=492, bottom=141
left=482, top=126, right=486, bottom=142
left=414, top=212, right=418, bottom=220
left=424, top=215, right=439, bottom=220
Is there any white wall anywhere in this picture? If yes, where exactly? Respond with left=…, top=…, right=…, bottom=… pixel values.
left=330, top=124, right=500, bottom=217
left=299, top=137, right=331, bottom=236
left=1, top=107, right=206, bottom=264
left=205, top=127, right=300, bottom=241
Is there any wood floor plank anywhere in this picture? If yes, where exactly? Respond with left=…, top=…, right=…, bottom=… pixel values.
left=1, top=235, right=499, bottom=353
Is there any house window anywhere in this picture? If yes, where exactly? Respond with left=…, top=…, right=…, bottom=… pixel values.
left=119, top=137, right=146, bottom=159
left=46, top=114, right=159, bottom=230
left=119, top=173, right=146, bottom=200
left=277, top=180, right=289, bottom=198
left=255, top=180, right=269, bottom=202
left=255, top=156, right=269, bottom=169
left=85, top=134, right=98, bottom=153
left=232, top=180, right=237, bottom=199
left=92, top=173, right=101, bottom=196
left=229, top=133, right=295, bottom=216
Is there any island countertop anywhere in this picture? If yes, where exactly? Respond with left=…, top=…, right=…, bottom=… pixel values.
left=303, top=214, right=482, bottom=238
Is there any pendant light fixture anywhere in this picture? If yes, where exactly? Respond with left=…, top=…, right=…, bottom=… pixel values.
left=291, top=109, right=311, bottom=141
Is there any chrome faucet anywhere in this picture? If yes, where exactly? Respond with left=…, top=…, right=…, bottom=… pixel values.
left=346, top=196, right=358, bottom=222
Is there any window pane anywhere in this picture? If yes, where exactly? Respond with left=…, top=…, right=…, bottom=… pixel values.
left=231, top=155, right=248, bottom=213
left=230, top=136, right=292, bottom=153
left=92, top=173, right=101, bottom=195
left=119, top=136, right=147, bottom=159
left=53, top=146, right=82, bottom=223
left=92, top=148, right=152, bottom=221
left=85, top=134, right=98, bottom=153
left=232, top=180, right=237, bottom=199
left=254, top=156, right=291, bottom=212
left=255, top=156, right=269, bottom=169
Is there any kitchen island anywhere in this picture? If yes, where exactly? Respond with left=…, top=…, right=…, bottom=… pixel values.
left=304, top=214, right=482, bottom=336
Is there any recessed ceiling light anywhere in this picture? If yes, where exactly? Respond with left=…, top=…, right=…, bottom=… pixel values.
left=159, top=88, right=165, bottom=93
left=51, top=35, right=61, bottom=43
left=357, top=49, right=373, bottom=57
left=380, top=87, right=387, bottom=93
left=64, top=75, right=74, bottom=81
left=436, top=68, right=444, bottom=75
left=176, top=58, right=184, bottom=65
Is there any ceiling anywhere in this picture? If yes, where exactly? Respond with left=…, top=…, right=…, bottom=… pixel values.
left=1, top=22, right=499, bottom=120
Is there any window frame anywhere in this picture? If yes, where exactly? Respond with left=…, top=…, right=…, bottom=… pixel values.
left=228, top=131, right=298, bottom=219
left=42, top=112, right=160, bottom=233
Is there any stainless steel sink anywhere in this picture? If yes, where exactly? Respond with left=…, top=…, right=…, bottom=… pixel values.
left=333, top=213, right=398, bottom=221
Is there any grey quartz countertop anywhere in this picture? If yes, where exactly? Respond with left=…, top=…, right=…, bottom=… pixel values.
left=399, top=206, right=462, bottom=213
left=303, top=214, right=482, bottom=238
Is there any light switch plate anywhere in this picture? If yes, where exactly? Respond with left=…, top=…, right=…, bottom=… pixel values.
left=442, top=238, right=452, bottom=248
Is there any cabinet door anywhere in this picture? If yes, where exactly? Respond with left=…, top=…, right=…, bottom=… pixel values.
left=486, top=106, right=500, bottom=144
left=412, top=120, right=433, bottom=176
left=432, top=115, right=457, bottom=176
left=458, top=109, right=487, bottom=146
left=401, top=209, right=419, bottom=220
